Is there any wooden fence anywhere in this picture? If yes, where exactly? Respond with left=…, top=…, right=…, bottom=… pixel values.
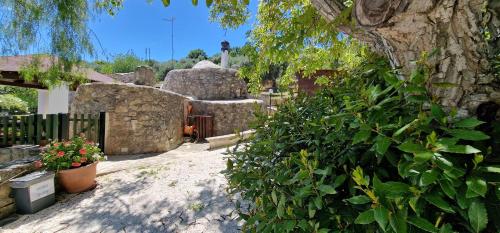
left=0, top=112, right=106, bottom=150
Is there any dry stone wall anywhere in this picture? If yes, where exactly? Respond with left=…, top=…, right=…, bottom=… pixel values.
left=110, top=66, right=156, bottom=86
left=191, top=99, right=263, bottom=136
left=71, top=83, right=186, bottom=155
left=162, top=68, right=247, bottom=100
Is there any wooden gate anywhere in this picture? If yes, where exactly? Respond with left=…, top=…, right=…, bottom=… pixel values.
left=0, top=112, right=106, bottom=150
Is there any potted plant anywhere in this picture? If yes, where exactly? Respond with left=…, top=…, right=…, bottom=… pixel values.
left=36, top=136, right=105, bottom=193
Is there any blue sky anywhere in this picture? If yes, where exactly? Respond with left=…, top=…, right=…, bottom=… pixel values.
left=88, top=1, right=258, bottom=62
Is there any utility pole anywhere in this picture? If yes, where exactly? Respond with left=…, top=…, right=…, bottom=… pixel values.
left=163, top=17, right=175, bottom=70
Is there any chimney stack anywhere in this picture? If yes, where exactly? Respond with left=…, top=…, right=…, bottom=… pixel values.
left=221, top=41, right=230, bottom=68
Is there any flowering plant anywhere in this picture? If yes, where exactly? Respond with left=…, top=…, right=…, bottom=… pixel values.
left=38, top=136, right=105, bottom=171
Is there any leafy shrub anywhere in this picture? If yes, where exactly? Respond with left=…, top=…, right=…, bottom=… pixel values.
left=0, top=94, right=29, bottom=114
left=40, top=136, right=105, bottom=171
left=225, top=58, right=500, bottom=232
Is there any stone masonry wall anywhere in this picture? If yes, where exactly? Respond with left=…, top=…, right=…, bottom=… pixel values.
left=162, top=68, right=247, bottom=100
left=190, top=99, right=263, bottom=136
left=71, top=83, right=186, bottom=155
left=110, top=66, right=156, bottom=86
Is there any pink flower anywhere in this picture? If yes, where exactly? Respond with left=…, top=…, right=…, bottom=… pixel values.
left=53, top=143, right=59, bottom=147
left=80, top=157, right=87, bottom=163
left=79, top=148, right=87, bottom=155
left=57, top=151, right=65, bottom=158
left=71, top=162, right=81, bottom=167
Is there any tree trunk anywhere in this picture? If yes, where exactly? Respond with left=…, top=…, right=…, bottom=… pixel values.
left=312, top=0, right=499, bottom=117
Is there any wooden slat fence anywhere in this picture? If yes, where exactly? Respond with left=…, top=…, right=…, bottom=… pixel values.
left=0, top=112, right=105, bottom=150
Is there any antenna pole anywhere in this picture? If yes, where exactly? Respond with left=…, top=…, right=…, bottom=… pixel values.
left=163, top=17, right=175, bottom=70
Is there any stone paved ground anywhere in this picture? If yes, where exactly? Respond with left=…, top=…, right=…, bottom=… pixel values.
left=1, top=143, right=242, bottom=233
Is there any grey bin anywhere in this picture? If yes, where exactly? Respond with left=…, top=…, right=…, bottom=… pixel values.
left=9, top=171, right=55, bottom=214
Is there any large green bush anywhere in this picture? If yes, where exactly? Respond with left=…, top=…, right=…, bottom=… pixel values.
left=225, top=57, right=500, bottom=232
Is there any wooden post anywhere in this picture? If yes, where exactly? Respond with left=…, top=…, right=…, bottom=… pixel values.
left=35, top=114, right=42, bottom=145
left=2, top=116, right=8, bottom=146
left=73, top=113, right=78, bottom=138
left=80, top=114, right=85, bottom=137
left=20, top=116, right=26, bottom=144
left=45, top=114, right=52, bottom=141
left=52, top=114, right=58, bottom=141
left=59, top=113, right=69, bottom=141
left=11, top=115, right=17, bottom=145
left=28, top=115, right=34, bottom=144
left=98, top=112, right=106, bottom=152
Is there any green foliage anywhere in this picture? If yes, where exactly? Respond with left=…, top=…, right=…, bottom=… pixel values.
left=0, top=94, right=29, bottom=114
left=209, top=0, right=250, bottom=30
left=90, top=53, right=145, bottom=74
left=187, top=49, right=208, bottom=60
left=225, top=57, right=500, bottom=232
left=18, top=55, right=88, bottom=88
left=0, top=85, right=37, bottom=110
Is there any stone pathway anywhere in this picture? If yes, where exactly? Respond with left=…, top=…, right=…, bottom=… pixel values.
left=0, top=143, right=242, bottom=233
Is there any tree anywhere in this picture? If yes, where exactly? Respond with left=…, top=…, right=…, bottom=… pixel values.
left=187, top=49, right=208, bottom=60
left=2, top=0, right=497, bottom=115
left=308, top=0, right=499, bottom=116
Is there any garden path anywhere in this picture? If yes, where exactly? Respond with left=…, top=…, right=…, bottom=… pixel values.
left=1, top=143, right=241, bottom=233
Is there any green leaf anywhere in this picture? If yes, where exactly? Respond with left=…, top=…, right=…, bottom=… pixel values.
left=448, top=129, right=490, bottom=141
left=375, top=135, right=391, bottom=155
left=271, top=190, right=278, bottom=205
left=374, top=206, right=389, bottom=231
left=308, top=201, right=316, bottom=218
left=438, top=145, right=481, bottom=154
left=439, top=179, right=456, bottom=199
left=478, top=165, right=500, bottom=173
left=424, top=193, right=455, bottom=213
left=243, top=0, right=250, bottom=5
left=355, top=209, right=375, bottom=224
left=420, top=169, right=440, bottom=186
left=333, top=174, right=346, bottom=188
left=192, top=0, right=198, bottom=5
left=313, top=196, right=323, bottom=210
left=408, top=217, right=438, bottom=232
left=284, top=220, right=296, bottom=232
left=277, top=194, right=286, bottom=218
left=431, top=104, right=445, bottom=121
left=318, top=185, right=337, bottom=195
left=346, top=195, right=371, bottom=205
left=353, top=129, right=371, bottom=145
left=414, top=151, right=434, bottom=163
left=384, top=182, right=410, bottom=198
left=398, top=141, right=426, bottom=153
left=389, top=211, right=407, bottom=233
left=455, top=118, right=485, bottom=128
left=439, top=224, right=454, bottom=233
left=466, top=176, right=487, bottom=197
left=205, top=0, right=213, bottom=7
left=393, top=119, right=418, bottom=137
left=468, top=200, right=488, bottom=233
left=161, top=0, right=170, bottom=6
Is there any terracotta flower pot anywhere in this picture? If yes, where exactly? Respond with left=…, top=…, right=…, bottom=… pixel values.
left=57, top=162, right=98, bottom=193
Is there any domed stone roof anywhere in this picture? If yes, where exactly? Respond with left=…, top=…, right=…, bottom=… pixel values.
left=162, top=61, right=247, bottom=100
left=192, top=60, right=221, bottom=69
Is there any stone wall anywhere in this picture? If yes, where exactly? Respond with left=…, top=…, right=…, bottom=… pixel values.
left=190, top=99, right=263, bottom=136
left=162, top=68, right=247, bottom=100
left=71, top=83, right=186, bottom=155
left=110, top=66, right=156, bottom=86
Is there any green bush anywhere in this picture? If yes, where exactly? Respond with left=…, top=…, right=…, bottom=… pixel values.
left=225, top=58, right=500, bottom=232
left=0, top=94, right=29, bottom=114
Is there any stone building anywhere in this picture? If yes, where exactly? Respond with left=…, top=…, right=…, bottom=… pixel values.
left=162, top=60, right=262, bottom=137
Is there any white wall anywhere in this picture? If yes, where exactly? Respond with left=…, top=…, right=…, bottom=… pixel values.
left=37, top=83, right=69, bottom=114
